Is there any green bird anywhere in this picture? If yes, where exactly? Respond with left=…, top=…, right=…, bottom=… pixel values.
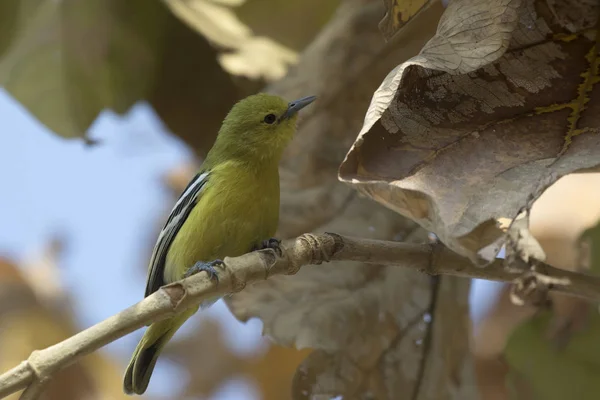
left=123, top=93, right=316, bottom=395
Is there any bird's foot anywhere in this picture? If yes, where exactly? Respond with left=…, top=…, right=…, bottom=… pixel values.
left=252, top=237, right=282, bottom=257
left=184, top=259, right=223, bottom=282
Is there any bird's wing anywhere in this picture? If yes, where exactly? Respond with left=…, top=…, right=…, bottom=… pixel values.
left=145, top=171, right=210, bottom=297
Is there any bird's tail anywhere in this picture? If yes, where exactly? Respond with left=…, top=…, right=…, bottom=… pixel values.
left=123, top=308, right=196, bottom=395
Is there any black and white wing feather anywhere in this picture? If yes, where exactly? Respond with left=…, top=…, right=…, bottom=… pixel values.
left=145, top=171, right=210, bottom=297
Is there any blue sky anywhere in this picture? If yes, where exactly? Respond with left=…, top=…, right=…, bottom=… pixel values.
left=0, top=89, right=502, bottom=399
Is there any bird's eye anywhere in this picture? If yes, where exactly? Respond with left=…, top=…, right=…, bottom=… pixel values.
left=263, top=114, right=277, bottom=124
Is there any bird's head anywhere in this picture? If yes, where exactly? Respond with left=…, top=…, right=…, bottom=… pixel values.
left=209, top=93, right=316, bottom=164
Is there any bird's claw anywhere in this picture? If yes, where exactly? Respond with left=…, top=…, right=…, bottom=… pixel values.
left=184, top=259, right=223, bottom=282
left=252, top=237, right=282, bottom=257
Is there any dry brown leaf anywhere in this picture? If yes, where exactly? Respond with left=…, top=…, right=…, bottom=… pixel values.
left=274, top=0, right=447, bottom=240
left=339, top=0, right=600, bottom=263
left=230, top=260, right=476, bottom=400
left=227, top=1, right=476, bottom=398
left=505, top=211, right=546, bottom=268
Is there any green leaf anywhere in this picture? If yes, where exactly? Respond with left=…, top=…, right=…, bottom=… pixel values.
left=505, top=310, right=600, bottom=400
left=0, top=0, right=163, bottom=138
left=0, top=0, right=19, bottom=59
left=0, top=0, right=245, bottom=152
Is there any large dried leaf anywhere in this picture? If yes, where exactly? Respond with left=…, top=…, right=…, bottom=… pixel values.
left=0, top=0, right=242, bottom=150
left=504, top=310, right=600, bottom=400
left=339, top=0, right=600, bottom=262
left=163, top=0, right=298, bottom=80
left=230, top=199, right=477, bottom=399
left=227, top=1, right=476, bottom=398
left=289, top=277, right=475, bottom=400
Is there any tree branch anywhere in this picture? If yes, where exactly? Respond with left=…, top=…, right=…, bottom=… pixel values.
left=0, top=232, right=598, bottom=399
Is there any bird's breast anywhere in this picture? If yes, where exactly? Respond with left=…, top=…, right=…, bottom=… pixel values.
left=164, top=164, right=280, bottom=283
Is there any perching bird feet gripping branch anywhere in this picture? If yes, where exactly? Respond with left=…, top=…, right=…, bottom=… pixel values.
left=184, top=259, right=223, bottom=282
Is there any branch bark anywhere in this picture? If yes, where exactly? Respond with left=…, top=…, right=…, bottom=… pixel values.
left=1, top=232, right=599, bottom=399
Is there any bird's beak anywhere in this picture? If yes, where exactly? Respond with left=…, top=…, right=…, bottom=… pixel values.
left=279, top=95, right=317, bottom=121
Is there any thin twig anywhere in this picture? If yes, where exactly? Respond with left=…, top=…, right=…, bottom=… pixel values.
left=18, top=377, right=49, bottom=400
left=0, top=233, right=599, bottom=399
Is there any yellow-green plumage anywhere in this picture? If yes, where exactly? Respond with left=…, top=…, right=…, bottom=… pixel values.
left=123, top=93, right=315, bottom=395
left=164, top=159, right=280, bottom=282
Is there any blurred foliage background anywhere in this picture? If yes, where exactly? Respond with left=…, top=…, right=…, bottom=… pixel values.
left=0, top=1, right=338, bottom=398
left=1, top=0, right=600, bottom=399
